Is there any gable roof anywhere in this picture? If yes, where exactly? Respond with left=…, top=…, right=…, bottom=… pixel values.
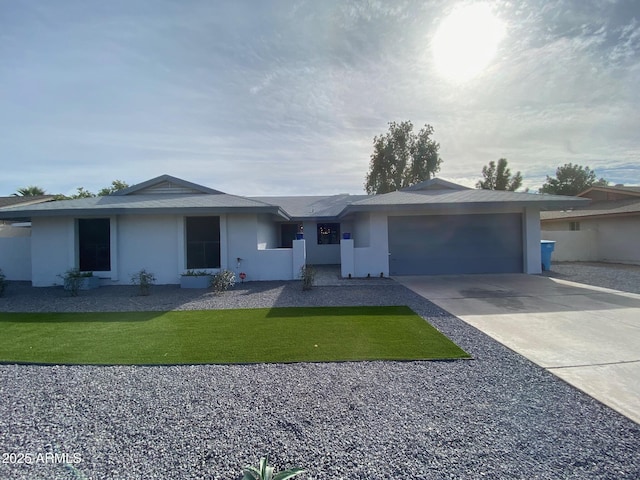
left=0, top=175, right=284, bottom=220
left=401, top=178, right=470, bottom=191
left=112, top=174, right=224, bottom=196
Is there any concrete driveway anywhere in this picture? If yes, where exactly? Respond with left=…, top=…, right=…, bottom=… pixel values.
left=396, top=274, right=640, bottom=424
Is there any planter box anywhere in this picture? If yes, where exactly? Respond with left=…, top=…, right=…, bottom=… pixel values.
left=180, top=275, right=212, bottom=289
left=64, top=276, right=100, bottom=291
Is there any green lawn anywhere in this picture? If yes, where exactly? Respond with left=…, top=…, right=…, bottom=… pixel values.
left=0, top=306, right=469, bottom=365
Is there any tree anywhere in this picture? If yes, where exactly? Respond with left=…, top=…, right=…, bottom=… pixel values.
left=98, top=179, right=129, bottom=196
left=12, top=186, right=46, bottom=196
left=364, top=121, right=442, bottom=194
left=71, top=187, right=96, bottom=199
left=540, top=163, right=608, bottom=196
left=476, top=158, right=523, bottom=191
left=69, top=180, right=129, bottom=199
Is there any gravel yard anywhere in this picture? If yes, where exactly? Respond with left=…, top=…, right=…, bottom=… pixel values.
left=1, top=280, right=639, bottom=479
left=543, top=261, right=640, bottom=294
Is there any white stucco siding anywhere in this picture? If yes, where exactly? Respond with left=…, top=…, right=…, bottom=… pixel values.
left=257, top=214, right=278, bottom=250
left=303, top=220, right=341, bottom=264
left=540, top=230, right=598, bottom=261
left=350, top=212, right=389, bottom=277
left=596, top=217, right=640, bottom=264
left=117, top=215, right=180, bottom=285
left=30, top=217, right=74, bottom=286
left=523, top=207, right=542, bottom=274
left=542, top=216, right=639, bottom=264
left=226, top=214, right=293, bottom=281
left=0, top=226, right=32, bottom=280
left=352, top=213, right=371, bottom=248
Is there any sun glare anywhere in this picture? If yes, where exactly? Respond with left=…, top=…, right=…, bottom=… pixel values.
left=432, top=3, right=505, bottom=83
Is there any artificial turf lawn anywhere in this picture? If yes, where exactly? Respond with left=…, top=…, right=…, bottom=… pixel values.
left=0, top=306, right=469, bottom=365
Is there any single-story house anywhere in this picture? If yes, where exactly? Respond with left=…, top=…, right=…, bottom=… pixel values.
left=541, top=185, right=640, bottom=265
left=0, top=174, right=586, bottom=286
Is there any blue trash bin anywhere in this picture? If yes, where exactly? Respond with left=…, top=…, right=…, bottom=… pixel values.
left=541, top=240, right=556, bottom=271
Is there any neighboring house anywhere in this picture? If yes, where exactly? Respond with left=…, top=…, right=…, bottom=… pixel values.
left=541, top=185, right=640, bottom=265
left=0, top=195, right=56, bottom=281
left=0, top=175, right=584, bottom=286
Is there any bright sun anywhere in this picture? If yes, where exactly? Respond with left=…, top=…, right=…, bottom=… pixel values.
left=432, top=3, right=505, bottom=83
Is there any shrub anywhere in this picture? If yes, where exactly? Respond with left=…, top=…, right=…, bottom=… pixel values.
left=242, top=456, right=305, bottom=480
left=210, top=269, right=235, bottom=293
left=59, top=268, right=94, bottom=297
left=0, top=268, right=6, bottom=297
left=182, top=269, right=210, bottom=276
left=300, top=264, right=315, bottom=291
left=130, top=269, right=155, bottom=296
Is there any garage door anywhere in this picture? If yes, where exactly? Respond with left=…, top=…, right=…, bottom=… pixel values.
left=388, top=214, right=523, bottom=275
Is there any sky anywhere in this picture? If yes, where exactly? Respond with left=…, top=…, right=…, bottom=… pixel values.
left=1, top=0, right=639, bottom=196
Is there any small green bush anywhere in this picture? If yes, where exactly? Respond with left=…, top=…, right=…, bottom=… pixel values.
left=300, top=264, right=315, bottom=291
left=130, top=269, right=155, bottom=296
left=211, top=269, right=235, bottom=293
left=60, top=268, right=94, bottom=296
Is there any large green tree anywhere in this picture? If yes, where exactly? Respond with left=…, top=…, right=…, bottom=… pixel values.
left=476, top=158, right=523, bottom=191
left=12, top=186, right=47, bottom=196
left=540, top=163, right=608, bottom=196
left=364, top=121, right=442, bottom=194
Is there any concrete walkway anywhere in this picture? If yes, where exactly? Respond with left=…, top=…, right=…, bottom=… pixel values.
left=395, top=274, right=640, bottom=424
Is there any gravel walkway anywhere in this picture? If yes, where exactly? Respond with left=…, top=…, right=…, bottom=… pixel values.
left=1, top=280, right=639, bottom=479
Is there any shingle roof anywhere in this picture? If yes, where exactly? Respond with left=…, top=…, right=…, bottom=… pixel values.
left=251, top=195, right=368, bottom=219
left=540, top=198, right=640, bottom=221
left=347, top=188, right=588, bottom=211
left=0, top=194, right=283, bottom=219
left=0, top=176, right=589, bottom=221
left=0, top=195, right=55, bottom=209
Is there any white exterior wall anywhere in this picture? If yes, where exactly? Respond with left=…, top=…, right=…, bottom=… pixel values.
left=0, top=225, right=32, bottom=280
left=117, top=215, right=180, bottom=284
left=226, top=214, right=293, bottom=281
left=540, top=230, right=598, bottom=262
left=303, top=220, right=341, bottom=264
left=346, top=212, right=389, bottom=277
left=542, top=216, right=640, bottom=265
left=596, top=217, right=640, bottom=265
left=257, top=214, right=278, bottom=249
left=31, top=217, right=75, bottom=286
left=523, top=207, right=542, bottom=274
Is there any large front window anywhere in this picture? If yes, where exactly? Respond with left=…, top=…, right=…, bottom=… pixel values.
left=186, top=216, right=220, bottom=269
left=78, top=218, right=110, bottom=271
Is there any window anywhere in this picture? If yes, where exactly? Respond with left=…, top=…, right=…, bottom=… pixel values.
left=569, top=221, right=580, bottom=231
left=186, top=216, right=220, bottom=269
left=280, top=223, right=302, bottom=248
left=317, top=223, right=340, bottom=244
left=78, top=218, right=110, bottom=271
